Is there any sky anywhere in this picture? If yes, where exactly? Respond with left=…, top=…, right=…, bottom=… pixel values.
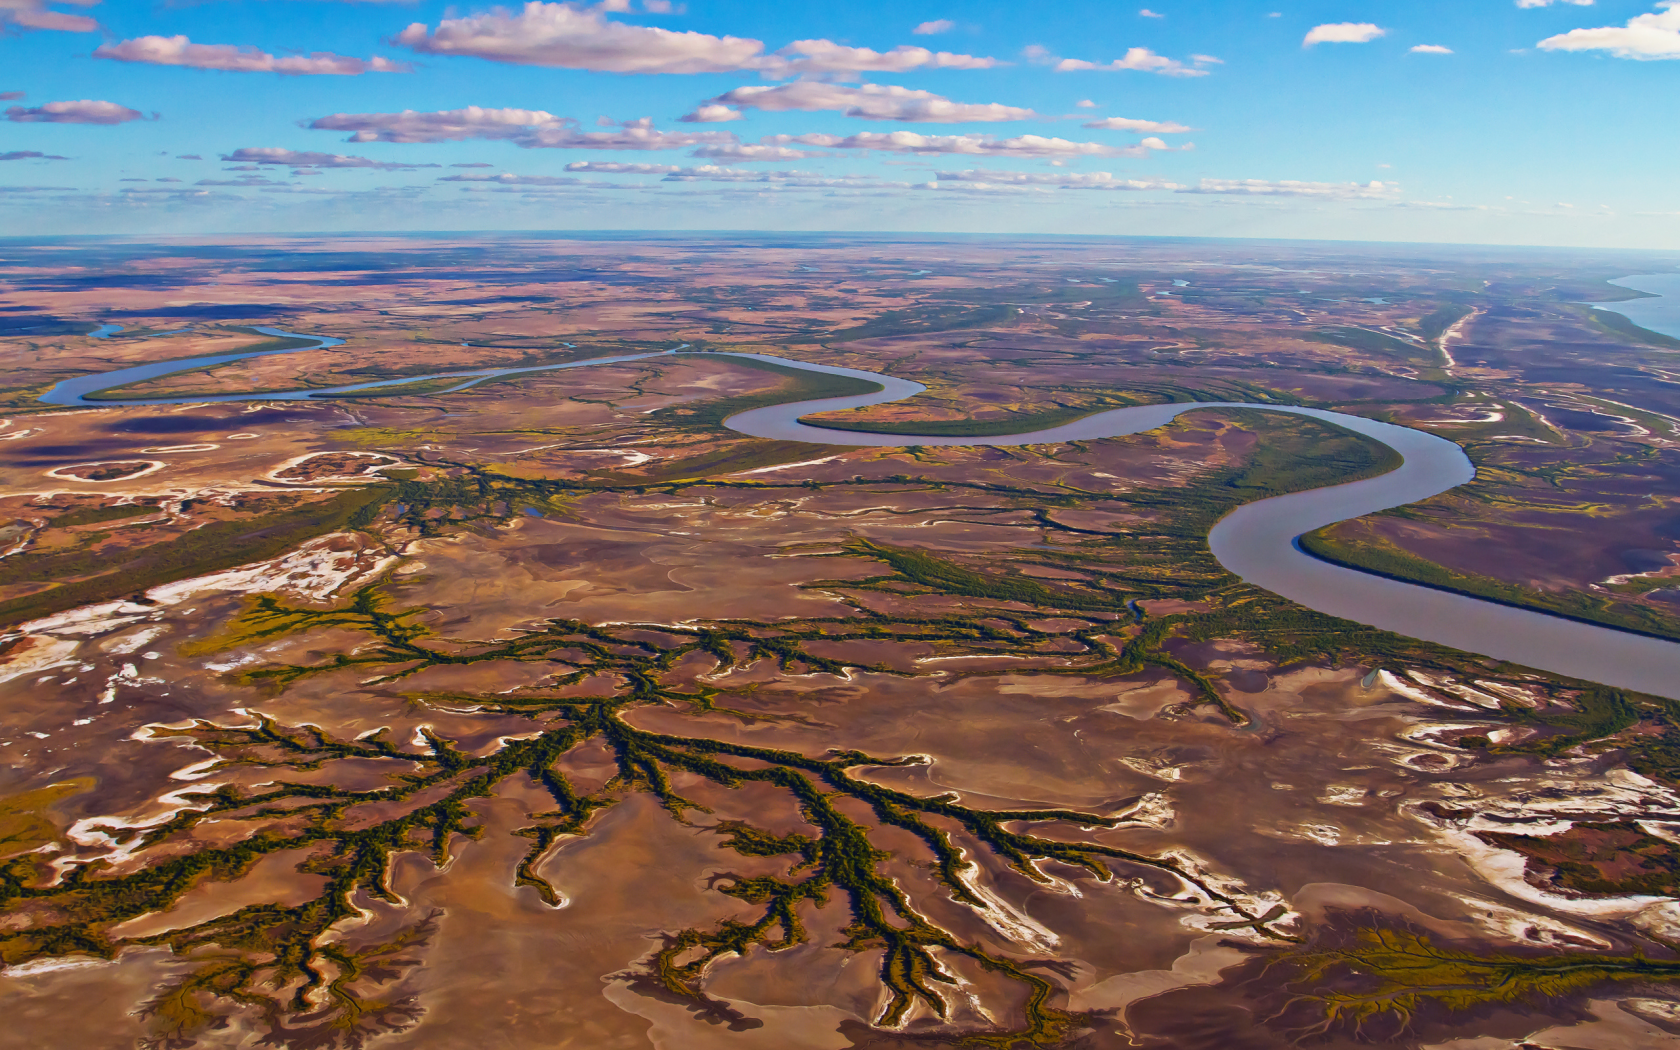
left=1, top=0, right=1676, bottom=247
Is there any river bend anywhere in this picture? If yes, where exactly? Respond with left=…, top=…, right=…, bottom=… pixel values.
left=37, top=333, right=1680, bottom=698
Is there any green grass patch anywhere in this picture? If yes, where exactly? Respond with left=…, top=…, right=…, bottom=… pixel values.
left=648, top=354, right=881, bottom=429
left=825, top=303, right=1015, bottom=342
left=50, top=503, right=156, bottom=528
left=1583, top=304, right=1680, bottom=351
left=589, top=440, right=835, bottom=483
left=1213, top=409, right=1401, bottom=499
left=802, top=401, right=1133, bottom=437
left=1418, top=304, right=1473, bottom=342
left=1304, top=326, right=1434, bottom=364
left=0, top=486, right=393, bottom=629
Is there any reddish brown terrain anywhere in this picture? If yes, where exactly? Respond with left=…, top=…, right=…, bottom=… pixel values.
left=1, top=235, right=1679, bottom=1049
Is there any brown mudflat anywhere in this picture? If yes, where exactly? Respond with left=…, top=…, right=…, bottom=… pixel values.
left=2, top=236, right=1679, bottom=1050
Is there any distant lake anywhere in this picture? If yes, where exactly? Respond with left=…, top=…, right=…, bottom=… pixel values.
left=1598, top=273, right=1680, bottom=340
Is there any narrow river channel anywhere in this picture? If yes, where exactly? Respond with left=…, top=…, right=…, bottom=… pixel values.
left=40, top=317, right=1680, bottom=698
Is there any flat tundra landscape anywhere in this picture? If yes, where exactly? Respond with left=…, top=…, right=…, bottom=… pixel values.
left=5, top=235, right=1680, bottom=1049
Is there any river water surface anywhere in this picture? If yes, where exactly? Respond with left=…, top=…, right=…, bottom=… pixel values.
left=39, top=316, right=1680, bottom=698
left=1596, top=274, right=1680, bottom=340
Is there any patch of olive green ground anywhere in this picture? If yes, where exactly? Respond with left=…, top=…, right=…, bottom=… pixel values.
left=6, top=407, right=1644, bottom=1049
left=1253, top=915, right=1680, bottom=1041
left=0, top=778, right=94, bottom=861
left=1302, top=445, right=1680, bottom=645
left=647, top=353, right=882, bottom=431
left=0, top=486, right=394, bottom=630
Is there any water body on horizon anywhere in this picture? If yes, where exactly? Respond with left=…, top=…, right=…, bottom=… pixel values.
left=39, top=325, right=1680, bottom=699
left=1594, top=274, right=1680, bottom=340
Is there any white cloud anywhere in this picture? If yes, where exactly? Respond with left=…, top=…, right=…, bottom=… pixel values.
left=394, top=2, right=994, bottom=75
left=5, top=99, right=146, bottom=124
left=95, top=36, right=410, bottom=74
left=1178, top=178, right=1399, bottom=199
left=396, top=2, right=762, bottom=72
left=761, top=130, right=1154, bottom=157
left=678, top=103, right=742, bottom=123
left=1139, top=8, right=1163, bottom=17
left=0, top=0, right=99, bottom=33
left=919, top=181, right=1052, bottom=195
left=1538, top=1, right=1680, bottom=59
left=661, top=165, right=845, bottom=183
left=564, top=161, right=682, bottom=173
left=1075, top=98, right=1096, bottom=107
left=912, top=19, right=954, bottom=35
left=936, top=169, right=1182, bottom=190
left=310, top=106, right=567, bottom=142
left=525, top=117, right=736, bottom=150
left=1409, top=44, right=1454, bottom=54
left=437, top=172, right=593, bottom=184
left=309, top=109, right=736, bottom=150
left=689, top=142, right=833, bottom=161
left=766, top=40, right=996, bottom=76
left=1052, top=47, right=1215, bottom=76
left=693, top=82, right=1036, bottom=123
left=1303, top=23, right=1387, bottom=46
left=1081, top=115, right=1193, bottom=133
left=221, top=148, right=436, bottom=169
left=1517, top=0, right=1594, bottom=7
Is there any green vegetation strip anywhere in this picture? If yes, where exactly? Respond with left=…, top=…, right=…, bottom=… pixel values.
left=647, top=354, right=881, bottom=429
left=1419, top=304, right=1473, bottom=343
left=802, top=398, right=1149, bottom=437
left=1253, top=914, right=1680, bottom=1039
left=5, top=408, right=1675, bottom=1047
left=1299, top=525, right=1680, bottom=642
left=586, top=439, right=834, bottom=484
left=1305, top=326, right=1435, bottom=365
left=50, top=502, right=155, bottom=528
left=824, top=303, right=1015, bottom=342
left=1584, top=304, right=1680, bottom=352
left=0, top=486, right=392, bottom=629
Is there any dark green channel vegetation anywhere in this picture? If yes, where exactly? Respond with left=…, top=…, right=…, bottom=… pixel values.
left=6, top=406, right=1677, bottom=1047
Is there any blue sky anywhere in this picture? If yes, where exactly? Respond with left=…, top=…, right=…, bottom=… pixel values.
left=1, top=0, right=1675, bottom=246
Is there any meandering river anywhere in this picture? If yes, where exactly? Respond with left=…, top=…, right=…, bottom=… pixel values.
left=38, top=316, right=1680, bottom=698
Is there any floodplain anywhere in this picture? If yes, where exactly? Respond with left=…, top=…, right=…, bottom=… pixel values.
left=3, top=235, right=1680, bottom=1049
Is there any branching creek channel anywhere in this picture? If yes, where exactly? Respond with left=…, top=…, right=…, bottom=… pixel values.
left=16, top=320, right=1680, bottom=1047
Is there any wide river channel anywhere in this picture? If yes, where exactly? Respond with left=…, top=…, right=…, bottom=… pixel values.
left=40, top=305, right=1680, bottom=699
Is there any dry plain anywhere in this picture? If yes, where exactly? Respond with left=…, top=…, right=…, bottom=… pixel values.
left=3, top=235, right=1680, bottom=1049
